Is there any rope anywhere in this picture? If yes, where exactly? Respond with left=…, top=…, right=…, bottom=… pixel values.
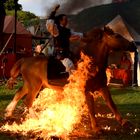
left=0, top=33, right=14, bottom=55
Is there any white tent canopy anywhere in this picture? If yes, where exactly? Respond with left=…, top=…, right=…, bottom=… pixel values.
left=107, top=15, right=140, bottom=42
left=107, top=15, right=140, bottom=86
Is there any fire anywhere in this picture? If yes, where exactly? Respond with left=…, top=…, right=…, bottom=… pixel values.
left=1, top=52, right=93, bottom=139
left=106, top=68, right=112, bottom=85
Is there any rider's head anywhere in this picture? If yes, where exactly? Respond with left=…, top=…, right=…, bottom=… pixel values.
left=56, top=14, right=68, bottom=27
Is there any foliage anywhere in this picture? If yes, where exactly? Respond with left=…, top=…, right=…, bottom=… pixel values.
left=6, top=10, right=39, bottom=26
left=17, top=11, right=39, bottom=26
left=0, top=80, right=23, bottom=110
left=4, top=0, right=39, bottom=27
left=4, top=0, right=22, bottom=11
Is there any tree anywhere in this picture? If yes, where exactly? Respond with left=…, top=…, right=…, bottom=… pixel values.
left=4, top=0, right=39, bottom=27
left=4, top=0, right=22, bottom=11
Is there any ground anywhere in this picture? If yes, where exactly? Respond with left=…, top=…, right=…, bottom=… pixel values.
left=0, top=104, right=139, bottom=140
left=0, top=78, right=140, bottom=140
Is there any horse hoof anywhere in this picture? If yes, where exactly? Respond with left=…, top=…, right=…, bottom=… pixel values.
left=4, top=111, right=12, bottom=119
left=92, top=126, right=103, bottom=135
left=121, top=119, right=134, bottom=130
left=28, top=108, right=39, bottom=119
left=122, top=119, right=129, bottom=126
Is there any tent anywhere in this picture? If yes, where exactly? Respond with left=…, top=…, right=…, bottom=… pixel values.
left=107, top=15, right=140, bottom=41
left=0, top=16, right=33, bottom=78
left=106, top=15, right=140, bottom=86
left=1, top=15, right=32, bottom=55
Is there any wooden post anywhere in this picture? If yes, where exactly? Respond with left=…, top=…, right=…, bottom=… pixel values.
left=14, top=0, right=17, bottom=53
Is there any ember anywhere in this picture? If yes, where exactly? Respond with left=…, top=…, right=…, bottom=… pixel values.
left=0, top=53, right=92, bottom=139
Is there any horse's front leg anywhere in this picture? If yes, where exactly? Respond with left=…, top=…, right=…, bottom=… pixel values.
left=99, top=87, right=129, bottom=126
left=5, top=86, right=27, bottom=118
left=85, top=92, right=102, bottom=133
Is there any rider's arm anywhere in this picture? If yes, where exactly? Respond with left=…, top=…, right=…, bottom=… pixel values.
left=48, top=4, right=60, bottom=19
left=46, top=5, right=60, bottom=37
left=46, top=19, right=59, bottom=37
left=69, top=30, right=83, bottom=41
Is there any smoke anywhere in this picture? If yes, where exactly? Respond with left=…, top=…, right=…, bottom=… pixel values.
left=20, top=0, right=127, bottom=17
left=43, top=0, right=113, bottom=17
left=60, top=0, right=113, bottom=14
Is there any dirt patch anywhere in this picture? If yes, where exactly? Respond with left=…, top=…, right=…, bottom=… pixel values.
left=0, top=78, right=139, bottom=139
left=0, top=103, right=139, bottom=140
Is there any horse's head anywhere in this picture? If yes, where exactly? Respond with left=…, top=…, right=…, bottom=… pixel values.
left=103, top=26, right=136, bottom=52
left=82, top=26, right=136, bottom=52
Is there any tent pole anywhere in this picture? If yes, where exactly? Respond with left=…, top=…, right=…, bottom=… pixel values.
left=133, top=50, right=138, bottom=86
left=14, top=0, right=17, bottom=53
left=0, top=33, right=14, bottom=55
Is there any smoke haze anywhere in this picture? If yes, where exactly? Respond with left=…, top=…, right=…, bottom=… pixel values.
left=43, top=0, right=113, bottom=17
left=19, top=0, right=127, bottom=17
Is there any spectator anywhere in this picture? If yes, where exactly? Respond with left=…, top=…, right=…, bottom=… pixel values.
left=119, top=52, right=131, bottom=70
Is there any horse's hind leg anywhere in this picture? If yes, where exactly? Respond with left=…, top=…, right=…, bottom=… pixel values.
left=5, top=85, right=28, bottom=118
left=99, top=87, right=126, bottom=126
left=85, top=92, right=102, bottom=133
left=23, top=80, right=42, bottom=117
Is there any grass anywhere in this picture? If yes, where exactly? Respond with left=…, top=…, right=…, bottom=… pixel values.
left=0, top=81, right=23, bottom=111
left=0, top=81, right=140, bottom=139
left=111, top=87, right=140, bottom=122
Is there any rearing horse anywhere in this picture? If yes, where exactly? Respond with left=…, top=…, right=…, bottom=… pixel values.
left=81, top=26, right=136, bottom=132
left=5, top=26, right=136, bottom=133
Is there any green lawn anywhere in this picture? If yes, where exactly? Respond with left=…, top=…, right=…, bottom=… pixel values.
left=111, top=87, right=140, bottom=120
left=0, top=81, right=140, bottom=139
left=0, top=81, right=23, bottom=111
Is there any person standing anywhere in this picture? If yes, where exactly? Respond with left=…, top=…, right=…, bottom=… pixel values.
left=119, top=53, right=131, bottom=70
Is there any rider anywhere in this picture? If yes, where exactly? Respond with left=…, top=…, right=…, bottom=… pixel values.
left=46, top=5, right=83, bottom=75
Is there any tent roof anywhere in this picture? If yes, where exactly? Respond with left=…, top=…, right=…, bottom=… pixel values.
left=107, top=15, right=140, bottom=41
left=3, top=16, right=31, bottom=35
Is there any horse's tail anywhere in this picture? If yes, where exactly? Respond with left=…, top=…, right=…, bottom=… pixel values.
left=7, top=58, right=24, bottom=89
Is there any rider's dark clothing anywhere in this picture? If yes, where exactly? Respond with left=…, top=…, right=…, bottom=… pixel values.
left=54, top=24, right=71, bottom=58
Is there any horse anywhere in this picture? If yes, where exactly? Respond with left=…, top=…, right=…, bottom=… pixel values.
left=80, top=26, right=136, bottom=132
left=5, top=26, right=136, bottom=133
left=5, top=56, right=64, bottom=117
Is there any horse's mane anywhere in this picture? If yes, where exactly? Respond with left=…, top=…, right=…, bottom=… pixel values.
left=83, top=27, right=104, bottom=42
left=83, top=26, right=116, bottom=43
left=88, top=26, right=114, bottom=35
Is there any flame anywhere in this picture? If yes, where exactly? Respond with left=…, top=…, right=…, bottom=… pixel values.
left=106, top=68, right=112, bottom=85
left=1, top=52, right=92, bottom=139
